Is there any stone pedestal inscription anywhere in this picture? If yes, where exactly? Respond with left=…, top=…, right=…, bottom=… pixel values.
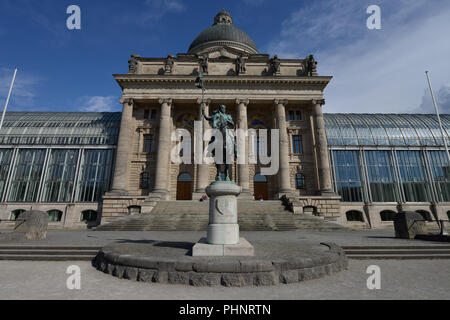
left=192, top=181, right=254, bottom=256
left=206, top=182, right=241, bottom=244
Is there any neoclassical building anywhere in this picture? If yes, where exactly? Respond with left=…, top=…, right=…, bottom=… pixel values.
left=0, top=10, right=448, bottom=230
left=102, top=9, right=340, bottom=219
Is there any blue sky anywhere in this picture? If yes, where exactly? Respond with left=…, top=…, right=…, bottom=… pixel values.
left=0, top=0, right=449, bottom=114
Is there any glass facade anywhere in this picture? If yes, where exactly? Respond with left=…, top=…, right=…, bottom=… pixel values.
left=77, top=149, right=113, bottom=202
left=0, top=112, right=118, bottom=204
left=0, top=149, right=13, bottom=199
left=0, top=111, right=448, bottom=207
left=365, top=150, right=399, bottom=202
left=331, top=149, right=449, bottom=203
left=8, top=149, right=46, bottom=202
left=333, top=150, right=364, bottom=202
left=326, top=114, right=450, bottom=203
left=427, top=151, right=450, bottom=202
left=396, top=151, right=432, bottom=202
left=42, top=149, right=79, bottom=202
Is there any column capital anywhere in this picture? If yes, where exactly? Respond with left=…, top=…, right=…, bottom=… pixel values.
left=119, top=97, right=134, bottom=106
left=274, top=99, right=288, bottom=106
left=196, top=97, right=211, bottom=106
left=236, top=98, right=250, bottom=106
left=158, top=98, right=173, bottom=106
left=312, top=99, right=325, bottom=106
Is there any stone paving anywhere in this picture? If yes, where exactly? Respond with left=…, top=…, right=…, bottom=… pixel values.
left=1, top=230, right=449, bottom=299
left=1, top=259, right=449, bottom=299
left=0, top=229, right=449, bottom=247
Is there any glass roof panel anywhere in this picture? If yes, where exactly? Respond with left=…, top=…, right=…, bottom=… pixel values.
left=324, top=113, right=449, bottom=147
left=0, top=112, right=121, bottom=146
left=346, top=114, right=375, bottom=145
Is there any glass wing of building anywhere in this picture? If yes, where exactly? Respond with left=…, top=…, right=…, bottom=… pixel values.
left=326, top=113, right=450, bottom=203
left=0, top=111, right=448, bottom=205
left=0, top=112, right=120, bottom=203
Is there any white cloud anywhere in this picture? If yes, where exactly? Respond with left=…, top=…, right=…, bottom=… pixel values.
left=79, top=96, right=120, bottom=112
left=0, top=67, right=41, bottom=109
left=265, top=0, right=450, bottom=114
left=134, top=0, right=185, bottom=24
left=420, top=84, right=450, bottom=114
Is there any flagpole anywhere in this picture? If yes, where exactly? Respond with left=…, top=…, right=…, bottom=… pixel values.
left=0, top=67, right=18, bottom=131
left=425, top=71, right=450, bottom=165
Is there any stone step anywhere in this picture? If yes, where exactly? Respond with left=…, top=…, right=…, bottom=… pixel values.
left=0, top=255, right=96, bottom=261
left=342, top=245, right=450, bottom=259
left=0, top=246, right=101, bottom=261
left=346, top=254, right=450, bottom=260
left=96, top=212, right=347, bottom=232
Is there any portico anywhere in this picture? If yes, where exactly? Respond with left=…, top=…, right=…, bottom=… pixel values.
left=101, top=9, right=340, bottom=221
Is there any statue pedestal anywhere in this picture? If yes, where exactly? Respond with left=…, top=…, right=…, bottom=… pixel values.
left=192, top=181, right=254, bottom=256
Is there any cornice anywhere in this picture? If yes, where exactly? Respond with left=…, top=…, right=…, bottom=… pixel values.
left=113, top=74, right=332, bottom=86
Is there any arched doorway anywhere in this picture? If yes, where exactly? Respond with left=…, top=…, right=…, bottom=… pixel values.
left=177, top=173, right=193, bottom=200
left=254, top=174, right=268, bottom=200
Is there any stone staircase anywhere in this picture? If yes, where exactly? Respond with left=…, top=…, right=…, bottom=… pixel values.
left=0, top=246, right=101, bottom=261
left=342, top=245, right=450, bottom=259
left=96, top=200, right=348, bottom=232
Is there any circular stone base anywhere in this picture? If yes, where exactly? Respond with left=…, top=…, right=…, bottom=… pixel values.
left=93, top=240, right=348, bottom=287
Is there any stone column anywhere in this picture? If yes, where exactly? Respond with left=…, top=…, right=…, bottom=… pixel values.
left=312, top=99, right=333, bottom=193
left=236, top=98, right=252, bottom=197
left=195, top=98, right=211, bottom=194
left=110, top=98, right=133, bottom=194
left=153, top=98, right=173, bottom=199
left=274, top=99, right=292, bottom=194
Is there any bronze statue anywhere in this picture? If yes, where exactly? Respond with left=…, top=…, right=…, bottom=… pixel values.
left=305, top=54, right=317, bottom=76
left=202, top=104, right=236, bottom=181
left=198, top=55, right=209, bottom=74
left=236, top=55, right=246, bottom=75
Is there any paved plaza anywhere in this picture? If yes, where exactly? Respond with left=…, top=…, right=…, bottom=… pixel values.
left=1, top=259, right=449, bottom=300
left=0, top=230, right=449, bottom=300
left=0, top=229, right=447, bottom=246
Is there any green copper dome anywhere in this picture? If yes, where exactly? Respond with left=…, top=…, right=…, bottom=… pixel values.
left=188, top=10, right=258, bottom=55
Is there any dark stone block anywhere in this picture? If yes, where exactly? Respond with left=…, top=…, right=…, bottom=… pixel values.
left=100, top=261, right=109, bottom=273
left=254, top=272, right=278, bottom=286
left=314, top=265, right=326, bottom=278
left=189, top=272, right=221, bottom=286
left=13, top=210, right=48, bottom=240
left=221, top=273, right=254, bottom=287
left=112, top=265, right=125, bottom=278
left=394, top=211, right=428, bottom=239
left=280, top=270, right=299, bottom=284
left=153, top=270, right=169, bottom=283
left=123, top=267, right=138, bottom=280
left=298, top=268, right=316, bottom=281
left=168, top=271, right=189, bottom=284
left=137, top=269, right=156, bottom=282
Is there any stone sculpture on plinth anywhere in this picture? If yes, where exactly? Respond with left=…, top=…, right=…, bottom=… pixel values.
left=192, top=104, right=254, bottom=256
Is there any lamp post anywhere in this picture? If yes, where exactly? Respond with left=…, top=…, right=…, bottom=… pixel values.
left=195, top=71, right=205, bottom=104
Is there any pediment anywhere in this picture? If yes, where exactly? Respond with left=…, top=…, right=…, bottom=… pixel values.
left=196, top=46, right=247, bottom=59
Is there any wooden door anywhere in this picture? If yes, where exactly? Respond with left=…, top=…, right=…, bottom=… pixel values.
left=254, top=182, right=268, bottom=200
left=176, top=181, right=192, bottom=200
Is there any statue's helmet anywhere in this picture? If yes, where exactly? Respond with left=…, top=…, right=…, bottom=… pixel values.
left=219, top=105, right=226, bottom=112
